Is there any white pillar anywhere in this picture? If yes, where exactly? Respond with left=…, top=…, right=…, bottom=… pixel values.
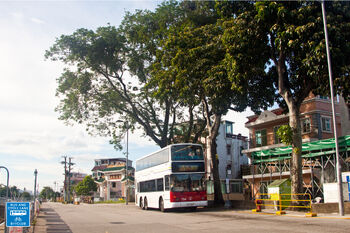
left=107, top=181, right=111, bottom=201
left=99, top=185, right=104, bottom=198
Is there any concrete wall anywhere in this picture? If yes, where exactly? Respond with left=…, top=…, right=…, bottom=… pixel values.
left=312, top=202, right=350, bottom=214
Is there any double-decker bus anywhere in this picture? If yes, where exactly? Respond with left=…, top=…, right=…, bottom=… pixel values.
left=135, top=143, right=207, bottom=212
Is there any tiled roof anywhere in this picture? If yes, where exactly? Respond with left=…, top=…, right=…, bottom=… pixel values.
left=121, top=176, right=135, bottom=182
left=95, top=178, right=105, bottom=183
left=245, top=108, right=285, bottom=124
left=91, top=165, right=107, bottom=171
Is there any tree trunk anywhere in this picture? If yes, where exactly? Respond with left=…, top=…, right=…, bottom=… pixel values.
left=207, top=114, right=224, bottom=206
left=275, top=50, right=303, bottom=198
left=288, top=104, right=303, bottom=197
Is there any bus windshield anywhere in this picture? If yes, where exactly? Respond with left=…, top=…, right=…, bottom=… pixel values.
left=170, top=174, right=206, bottom=192
left=171, top=145, right=204, bottom=161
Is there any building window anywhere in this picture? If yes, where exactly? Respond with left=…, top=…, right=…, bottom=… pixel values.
left=112, top=182, right=116, bottom=188
left=110, top=174, right=121, bottom=180
left=321, top=117, right=331, bottom=132
left=226, top=121, right=233, bottom=135
left=255, top=129, right=267, bottom=147
left=226, top=144, right=231, bottom=155
left=273, top=126, right=283, bottom=144
left=301, top=118, right=311, bottom=134
left=319, top=95, right=329, bottom=100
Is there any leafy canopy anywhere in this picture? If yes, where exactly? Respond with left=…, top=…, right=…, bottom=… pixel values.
left=74, top=176, right=97, bottom=196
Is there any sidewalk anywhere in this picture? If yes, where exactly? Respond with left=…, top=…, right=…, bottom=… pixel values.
left=33, top=208, right=47, bottom=233
left=33, top=204, right=71, bottom=233
left=237, top=208, right=350, bottom=219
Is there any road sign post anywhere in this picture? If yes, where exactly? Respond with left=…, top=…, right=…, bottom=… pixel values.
left=6, top=202, right=31, bottom=228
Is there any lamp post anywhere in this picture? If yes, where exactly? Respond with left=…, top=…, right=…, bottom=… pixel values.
left=1, top=166, right=9, bottom=233
left=0, top=166, right=9, bottom=200
left=126, top=124, right=129, bottom=205
left=34, top=169, right=38, bottom=201
left=321, top=1, right=344, bottom=216
left=116, top=120, right=130, bottom=205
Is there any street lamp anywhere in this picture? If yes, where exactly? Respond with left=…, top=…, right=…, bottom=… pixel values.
left=0, top=166, right=9, bottom=200
left=126, top=123, right=129, bottom=205
left=34, top=169, right=38, bottom=201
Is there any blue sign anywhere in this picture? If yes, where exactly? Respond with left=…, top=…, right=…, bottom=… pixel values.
left=6, top=202, right=30, bottom=227
left=347, top=176, right=350, bottom=200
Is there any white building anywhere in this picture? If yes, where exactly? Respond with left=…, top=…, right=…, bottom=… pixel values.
left=92, top=158, right=134, bottom=201
left=205, top=120, right=249, bottom=180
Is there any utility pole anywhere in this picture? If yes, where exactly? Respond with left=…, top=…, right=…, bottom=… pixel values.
left=61, top=156, right=67, bottom=202
left=321, top=1, right=344, bottom=216
left=68, top=157, right=74, bottom=203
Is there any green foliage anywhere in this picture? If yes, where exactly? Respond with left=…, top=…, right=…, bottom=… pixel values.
left=20, top=191, right=32, bottom=201
left=39, top=186, right=55, bottom=200
left=74, top=176, right=97, bottom=196
left=46, top=1, right=212, bottom=149
left=276, top=125, right=293, bottom=145
left=222, top=1, right=350, bottom=194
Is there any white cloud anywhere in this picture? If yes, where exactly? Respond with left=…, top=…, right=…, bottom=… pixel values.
left=30, top=17, right=44, bottom=24
left=10, top=12, right=24, bottom=19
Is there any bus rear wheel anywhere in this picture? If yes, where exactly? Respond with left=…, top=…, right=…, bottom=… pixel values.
left=144, top=198, right=148, bottom=210
left=140, top=197, right=144, bottom=210
left=159, top=198, right=166, bottom=212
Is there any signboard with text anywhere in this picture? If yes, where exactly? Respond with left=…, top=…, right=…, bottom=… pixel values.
left=6, top=202, right=30, bottom=227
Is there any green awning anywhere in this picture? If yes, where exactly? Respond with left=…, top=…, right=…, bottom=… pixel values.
left=252, top=135, right=350, bottom=164
left=103, top=166, right=133, bottom=172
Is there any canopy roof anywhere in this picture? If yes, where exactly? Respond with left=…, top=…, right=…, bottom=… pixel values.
left=252, top=135, right=350, bottom=164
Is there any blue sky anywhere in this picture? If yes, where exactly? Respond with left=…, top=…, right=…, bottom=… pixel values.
left=0, top=0, right=253, bottom=193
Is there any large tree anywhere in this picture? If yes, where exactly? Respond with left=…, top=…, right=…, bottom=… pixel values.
left=46, top=1, right=207, bottom=150
left=39, top=186, right=55, bottom=200
left=152, top=1, right=274, bottom=204
left=222, top=1, right=350, bottom=195
left=75, top=176, right=97, bottom=196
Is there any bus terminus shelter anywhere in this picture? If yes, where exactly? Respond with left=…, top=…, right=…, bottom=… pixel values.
left=242, top=135, right=350, bottom=200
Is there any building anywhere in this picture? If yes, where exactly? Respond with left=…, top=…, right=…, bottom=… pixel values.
left=91, top=158, right=134, bottom=201
left=242, top=94, right=350, bottom=200
left=70, top=172, right=87, bottom=186
left=202, top=120, right=249, bottom=199
left=208, top=120, right=249, bottom=180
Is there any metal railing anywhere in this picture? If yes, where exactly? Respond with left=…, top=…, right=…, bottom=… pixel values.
left=253, top=193, right=316, bottom=217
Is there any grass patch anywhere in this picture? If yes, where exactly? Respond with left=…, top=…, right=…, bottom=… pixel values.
left=94, top=200, right=126, bottom=204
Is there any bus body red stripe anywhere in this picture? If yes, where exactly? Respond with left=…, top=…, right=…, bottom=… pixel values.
left=170, top=191, right=207, bottom=202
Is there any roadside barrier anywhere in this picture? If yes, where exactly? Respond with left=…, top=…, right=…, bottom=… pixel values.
left=252, top=193, right=317, bottom=217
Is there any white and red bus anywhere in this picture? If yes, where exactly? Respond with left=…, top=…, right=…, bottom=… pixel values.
left=135, top=143, right=207, bottom=212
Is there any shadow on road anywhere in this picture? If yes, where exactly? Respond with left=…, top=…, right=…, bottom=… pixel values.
left=37, top=207, right=72, bottom=233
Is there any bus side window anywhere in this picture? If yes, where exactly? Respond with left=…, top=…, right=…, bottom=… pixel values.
left=157, top=178, right=163, bottom=191
left=165, top=175, right=170, bottom=191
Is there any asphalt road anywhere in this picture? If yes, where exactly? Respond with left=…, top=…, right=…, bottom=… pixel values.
left=35, top=202, right=350, bottom=233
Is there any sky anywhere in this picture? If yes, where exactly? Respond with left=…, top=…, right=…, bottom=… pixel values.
left=0, top=0, right=254, bottom=194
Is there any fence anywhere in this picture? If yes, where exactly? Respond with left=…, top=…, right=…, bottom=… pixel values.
left=253, top=193, right=317, bottom=217
left=207, top=179, right=243, bottom=195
